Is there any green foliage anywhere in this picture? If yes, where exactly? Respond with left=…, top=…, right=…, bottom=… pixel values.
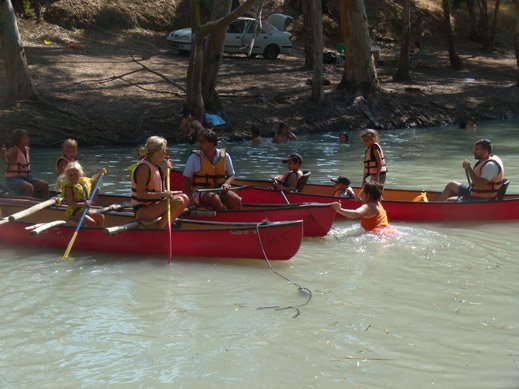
left=22, top=0, right=35, bottom=19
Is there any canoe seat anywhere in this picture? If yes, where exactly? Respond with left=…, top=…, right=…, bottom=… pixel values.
left=296, top=171, right=311, bottom=192
left=496, top=178, right=510, bottom=201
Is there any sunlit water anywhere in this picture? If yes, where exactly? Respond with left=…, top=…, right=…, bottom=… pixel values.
left=1, top=120, right=519, bottom=388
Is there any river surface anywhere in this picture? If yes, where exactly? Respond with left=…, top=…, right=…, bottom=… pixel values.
left=1, top=120, right=518, bottom=388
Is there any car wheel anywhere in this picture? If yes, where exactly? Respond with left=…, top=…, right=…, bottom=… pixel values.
left=263, top=44, right=280, bottom=60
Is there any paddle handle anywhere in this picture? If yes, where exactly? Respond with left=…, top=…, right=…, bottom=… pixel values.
left=8, top=197, right=58, bottom=222
left=31, top=220, right=67, bottom=236
left=193, top=185, right=247, bottom=193
left=63, top=171, right=105, bottom=259
left=465, top=170, right=471, bottom=186
left=105, top=221, right=141, bottom=235
left=165, top=162, right=173, bottom=263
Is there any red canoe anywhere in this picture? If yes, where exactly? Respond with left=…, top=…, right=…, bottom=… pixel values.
left=94, top=193, right=335, bottom=237
left=170, top=170, right=519, bottom=222
left=0, top=197, right=303, bottom=260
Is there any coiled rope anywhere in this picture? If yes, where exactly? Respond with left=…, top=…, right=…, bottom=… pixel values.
left=254, top=222, right=312, bottom=318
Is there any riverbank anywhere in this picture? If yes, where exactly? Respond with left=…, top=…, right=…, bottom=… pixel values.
left=1, top=18, right=518, bottom=146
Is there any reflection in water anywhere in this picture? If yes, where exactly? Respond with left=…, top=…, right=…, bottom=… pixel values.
left=1, top=120, right=519, bottom=387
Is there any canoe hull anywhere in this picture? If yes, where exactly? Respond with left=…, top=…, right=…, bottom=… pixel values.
left=92, top=193, right=335, bottom=237
left=170, top=172, right=519, bottom=222
left=0, top=200, right=303, bottom=260
left=182, top=203, right=336, bottom=237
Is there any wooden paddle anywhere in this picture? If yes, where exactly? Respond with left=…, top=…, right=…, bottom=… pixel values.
left=192, top=185, right=247, bottom=194
left=165, top=157, right=173, bottom=263
left=62, top=169, right=106, bottom=259
left=0, top=197, right=60, bottom=226
left=271, top=178, right=290, bottom=204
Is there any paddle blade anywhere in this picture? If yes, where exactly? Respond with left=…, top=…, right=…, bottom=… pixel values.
left=62, top=230, right=78, bottom=259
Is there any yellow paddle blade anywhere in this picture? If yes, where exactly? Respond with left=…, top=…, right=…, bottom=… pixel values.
left=62, top=231, right=78, bottom=260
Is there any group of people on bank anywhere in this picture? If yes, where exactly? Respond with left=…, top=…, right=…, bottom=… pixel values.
left=1, top=125, right=506, bottom=235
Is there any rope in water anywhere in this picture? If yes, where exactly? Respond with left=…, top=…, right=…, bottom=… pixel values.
left=254, top=222, right=312, bottom=318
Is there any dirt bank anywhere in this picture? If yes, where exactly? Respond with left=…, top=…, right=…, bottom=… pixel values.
left=0, top=16, right=517, bottom=146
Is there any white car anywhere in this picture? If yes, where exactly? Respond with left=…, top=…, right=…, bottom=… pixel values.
left=166, top=13, right=294, bottom=60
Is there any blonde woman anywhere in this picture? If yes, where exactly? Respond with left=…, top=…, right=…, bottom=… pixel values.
left=131, top=136, right=189, bottom=229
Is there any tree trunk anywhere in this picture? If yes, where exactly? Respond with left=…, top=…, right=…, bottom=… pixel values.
left=302, top=0, right=313, bottom=69
left=0, top=0, right=36, bottom=102
left=477, top=0, right=491, bottom=49
left=338, top=0, right=379, bottom=95
left=186, top=0, right=204, bottom=119
left=488, top=0, right=501, bottom=51
left=185, top=0, right=258, bottom=121
left=201, top=0, right=233, bottom=113
left=393, top=0, right=411, bottom=82
left=311, top=0, right=323, bottom=101
left=442, top=0, right=463, bottom=69
left=514, top=0, right=519, bottom=85
left=467, top=0, right=479, bottom=40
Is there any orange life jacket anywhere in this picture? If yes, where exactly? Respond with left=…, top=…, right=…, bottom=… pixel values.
left=360, top=202, right=389, bottom=231
left=130, top=159, right=164, bottom=207
left=363, top=143, right=387, bottom=178
left=191, top=149, right=227, bottom=189
left=470, top=155, right=504, bottom=199
left=5, top=146, right=31, bottom=177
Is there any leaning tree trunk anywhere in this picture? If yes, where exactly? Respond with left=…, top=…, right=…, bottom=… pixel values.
left=338, top=0, right=379, bottom=95
left=201, top=0, right=233, bottom=113
left=515, top=0, right=519, bottom=86
left=393, top=0, right=411, bottom=82
left=0, top=0, right=36, bottom=102
left=442, top=0, right=463, bottom=69
left=311, top=0, right=323, bottom=101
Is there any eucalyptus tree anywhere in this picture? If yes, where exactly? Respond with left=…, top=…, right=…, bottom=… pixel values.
left=337, top=0, right=379, bottom=94
left=186, top=0, right=257, bottom=119
left=0, top=0, right=36, bottom=101
left=310, top=0, right=323, bottom=101
left=442, top=0, right=463, bottom=69
left=393, top=0, right=411, bottom=82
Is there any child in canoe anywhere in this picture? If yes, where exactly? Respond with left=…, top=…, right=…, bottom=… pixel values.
left=56, top=138, right=79, bottom=176
left=272, top=153, right=304, bottom=192
left=331, top=176, right=356, bottom=199
left=59, top=161, right=106, bottom=227
left=3, top=129, right=49, bottom=199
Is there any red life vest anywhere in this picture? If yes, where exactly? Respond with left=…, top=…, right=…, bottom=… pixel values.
left=470, top=155, right=504, bottom=199
left=5, top=146, right=31, bottom=177
left=130, top=159, right=164, bottom=207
